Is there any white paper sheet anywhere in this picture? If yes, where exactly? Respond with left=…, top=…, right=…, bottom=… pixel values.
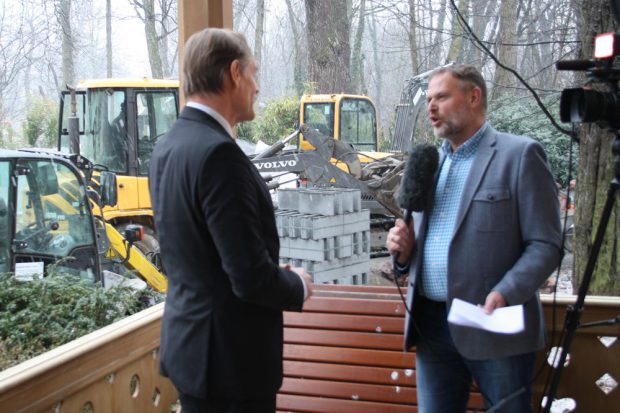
left=447, top=298, right=524, bottom=334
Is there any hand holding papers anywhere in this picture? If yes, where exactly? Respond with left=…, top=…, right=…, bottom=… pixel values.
left=447, top=298, right=524, bottom=334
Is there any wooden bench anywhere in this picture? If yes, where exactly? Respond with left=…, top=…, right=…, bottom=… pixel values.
left=278, top=284, right=486, bottom=412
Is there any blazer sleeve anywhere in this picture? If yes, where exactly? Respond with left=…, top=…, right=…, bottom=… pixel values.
left=197, top=142, right=305, bottom=311
left=492, top=140, right=562, bottom=305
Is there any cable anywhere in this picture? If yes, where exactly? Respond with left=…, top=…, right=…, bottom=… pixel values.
left=448, top=0, right=575, bottom=140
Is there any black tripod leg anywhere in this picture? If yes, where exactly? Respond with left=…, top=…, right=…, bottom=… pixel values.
left=541, top=180, right=619, bottom=412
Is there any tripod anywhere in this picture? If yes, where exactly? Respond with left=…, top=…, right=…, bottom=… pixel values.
left=541, top=134, right=620, bottom=412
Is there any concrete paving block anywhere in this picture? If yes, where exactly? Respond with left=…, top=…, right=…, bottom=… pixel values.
left=311, top=253, right=370, bottom=272
left=339, top=188, right=360, bottom=212
left=343, top=210, right=370, bottom=226
left=276, top=210, right=298, bottom=237
left=299, top=190, right=338, bottom=216
left=301, top=214, right=343, bottom=239
left=313, top=261, right=370, bottom=284
left=277, top=188, right=300, bottom=211
left=335, top=234, right=353, bottom=258
left=286, top=237, right=339, bottom=261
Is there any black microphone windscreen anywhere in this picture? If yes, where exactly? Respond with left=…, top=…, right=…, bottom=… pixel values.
left=397, top=143, right=439, bottom=213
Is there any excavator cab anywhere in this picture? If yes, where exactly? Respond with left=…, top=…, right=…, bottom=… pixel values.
left=298, top=93, right=395, bottom=171
left=299, top=94, right=379, bottom=152
left=0, top=150, right=107, bottom=283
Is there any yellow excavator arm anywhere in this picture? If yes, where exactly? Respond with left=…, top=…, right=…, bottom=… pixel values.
left=104, top=222, right=168, bottom=292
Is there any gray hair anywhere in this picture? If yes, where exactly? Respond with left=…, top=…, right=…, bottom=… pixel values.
left=182, top=28, right=252, bottom=96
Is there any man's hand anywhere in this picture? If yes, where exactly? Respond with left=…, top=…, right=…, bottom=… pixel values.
left=481, top=291, right=507, bottom=314
left=283, top=264, right=314, bottom=300
left=386, top=218, right=415, bottom=266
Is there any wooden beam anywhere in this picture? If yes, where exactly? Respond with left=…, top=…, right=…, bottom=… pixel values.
left=177, top=0, right=233, bottom=106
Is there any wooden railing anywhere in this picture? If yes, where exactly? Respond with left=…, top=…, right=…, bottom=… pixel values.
left=0, top=303, right=178, bottom=413
left=0, top=287, right=618, bottom=412
left=533, top=295, right=620, bottom=412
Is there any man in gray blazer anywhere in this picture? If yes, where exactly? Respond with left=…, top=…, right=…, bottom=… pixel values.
left=149, top=28, right=312, bottom=413
left=387, top=64, right=562, bottom=413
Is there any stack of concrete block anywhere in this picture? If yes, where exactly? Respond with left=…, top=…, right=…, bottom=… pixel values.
left=276, top=187, right=370, bottom=285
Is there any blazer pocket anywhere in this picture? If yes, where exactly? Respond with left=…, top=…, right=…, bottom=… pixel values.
left=472, top=187, right=512, bottom=232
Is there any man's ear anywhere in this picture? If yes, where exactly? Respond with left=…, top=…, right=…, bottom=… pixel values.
left=470, top=86, right=482, bottom=108
left=229, top=59, right=242, bottom=87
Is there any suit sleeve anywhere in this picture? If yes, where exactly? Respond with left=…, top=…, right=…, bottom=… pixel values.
left=492, top=141, right=562, bottom=305
left=197, top=142, right=305, bottom=311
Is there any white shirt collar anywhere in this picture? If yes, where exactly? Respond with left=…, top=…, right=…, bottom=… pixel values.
left=186, top=101, right=234, bottom=138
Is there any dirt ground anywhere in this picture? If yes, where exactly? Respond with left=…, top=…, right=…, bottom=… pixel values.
left=367, top=253, right=575, bottom=294
left=367, top=256, right=397, bottom=286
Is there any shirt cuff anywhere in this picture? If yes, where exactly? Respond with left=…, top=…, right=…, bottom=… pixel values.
left=394, top=260, right=410, bottom=276
left=296, top=272, right=308, bottom=299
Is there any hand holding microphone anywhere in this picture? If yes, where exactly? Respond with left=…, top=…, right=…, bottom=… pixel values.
left=389, top=143, right=439, bottom=265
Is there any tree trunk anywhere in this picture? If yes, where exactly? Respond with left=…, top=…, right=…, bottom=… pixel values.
left=491, top=0, right=519, bottom=100
left=407, top=0, right=419, bottom=73
left=143, top=0, right=164, bottom=78
left=572, top=0, right=619, bottom=295
left=468, top=0, right=494, bottom=66
left=305, top=0, right=351, bottom=93
left=369, top=11, right=384, bottom=139
left=106, top=0, right=112, bottom=77
left=350, top=0, right=366, bottom=93
left=432, top=0, right=448, bottom=66
left=446, top=0, right=468, bottom=63
left=254, top=0, right=265, bottom=86
left=57, top=0, right=75, bottom=86
left=285, top=0, right=305, bottom=96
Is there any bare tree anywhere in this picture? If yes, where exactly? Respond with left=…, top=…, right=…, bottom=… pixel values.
left=130, top=0, right=177, bottom=78
left=351, top=0, right=367, bottom=93
left=431, top=0, right=448, bottom=66
left=285, top=0, right=306, bottom=95
left=446, top=0, right=468, bottom=62
left=107, top=0, right=112, bottom=77
left=407, top=0, right=420, bottom=73
left=57, top=0, right=75, bottom=86
left=254, top=0, right=265, bottom=85
left=491, top=0, right=519, bottom=99
left=305, top=0, right=351, bottom=93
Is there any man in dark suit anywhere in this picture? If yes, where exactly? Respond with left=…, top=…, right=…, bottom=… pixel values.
left=149, top=28, right=312, bottom=413
left=387, top=64, right=562, bottom=412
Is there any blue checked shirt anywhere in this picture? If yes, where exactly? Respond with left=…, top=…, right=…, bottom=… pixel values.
left=420, top=123, right=489, bottom=301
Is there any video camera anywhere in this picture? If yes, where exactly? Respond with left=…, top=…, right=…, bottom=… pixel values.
left=557, top=0, right=620, bottom=129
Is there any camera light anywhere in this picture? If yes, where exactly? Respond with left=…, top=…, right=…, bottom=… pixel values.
left=594, top=32, right=617, bottom=58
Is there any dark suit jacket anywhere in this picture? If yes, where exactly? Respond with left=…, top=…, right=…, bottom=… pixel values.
left=149, top=106, right=305, bottom=399
left=404, top=126, right=562, bottom=359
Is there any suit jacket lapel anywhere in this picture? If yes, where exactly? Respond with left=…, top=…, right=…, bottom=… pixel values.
left=452, top=127, right=497, bottom=234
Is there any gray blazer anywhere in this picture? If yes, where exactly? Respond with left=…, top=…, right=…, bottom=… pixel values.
left=404, top=126, right=562, bottom=360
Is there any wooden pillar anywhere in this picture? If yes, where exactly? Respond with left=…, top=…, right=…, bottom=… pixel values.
left=178, top=0, right=233, bottom=106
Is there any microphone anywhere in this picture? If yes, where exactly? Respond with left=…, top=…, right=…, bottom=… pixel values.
left=392, top=143, right=439, bottom=267
left=397, top=143, right=439, bottom=224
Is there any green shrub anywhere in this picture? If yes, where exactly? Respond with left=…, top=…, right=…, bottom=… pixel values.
left=488, top=94, right=578, bottom=186
left=0, top=271, right=163, bottom=371
left=239, top=96, right=299, bottom=144
left=22, top=98, right=58, bottom=148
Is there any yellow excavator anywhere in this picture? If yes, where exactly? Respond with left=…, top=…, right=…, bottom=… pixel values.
left=57, top=78, right=179, bottom=261
left=0, top=148, right=167, bottom=291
